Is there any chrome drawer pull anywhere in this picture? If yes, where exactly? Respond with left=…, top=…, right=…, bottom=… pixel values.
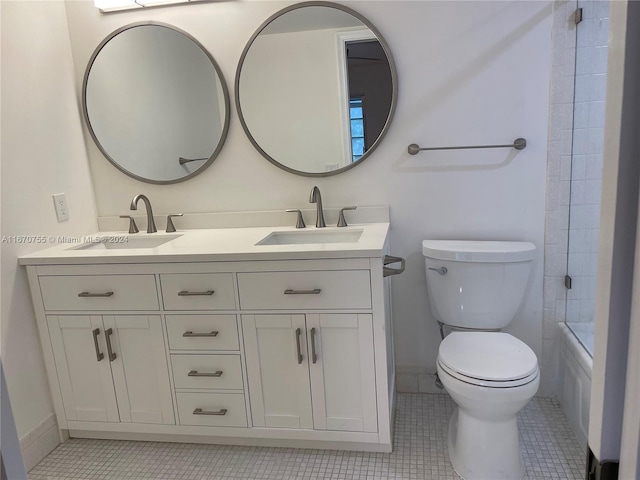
left=284, top=289, right=321, bottom=295
left=295, top=328, right=303, bottom=364
left=92, top=328, right=104, bottom=362
left=178, top=290, right=215, bottom=296
left=310, top=328, right=318, bottom=364
left=78, top=291, right=114, bottom=297
left=105, top=328, right=116, bottom=362
left=188, top=370, right=223, bottom=377
left=193, top=408, right=227, bottom=416
left=183, top=331, right=219, bottom=337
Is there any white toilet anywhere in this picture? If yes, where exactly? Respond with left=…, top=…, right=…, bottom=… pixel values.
left=422, top=240, right=539, bottom=480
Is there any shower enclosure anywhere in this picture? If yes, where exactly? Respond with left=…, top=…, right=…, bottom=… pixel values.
left=565, top=0, right=609, bottom=355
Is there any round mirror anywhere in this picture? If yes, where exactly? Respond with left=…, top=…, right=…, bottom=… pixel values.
left=83, top=23, right=230, bottom=184
left=236, top=2, right=397, bottom=177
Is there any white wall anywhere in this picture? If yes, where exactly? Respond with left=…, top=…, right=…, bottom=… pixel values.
left=1, top=0, right=98, bottom=456
left=64, top=0, right=553, bottom=378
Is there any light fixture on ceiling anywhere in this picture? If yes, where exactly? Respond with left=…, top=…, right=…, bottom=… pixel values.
left=94, top=0, right=210, bottom=13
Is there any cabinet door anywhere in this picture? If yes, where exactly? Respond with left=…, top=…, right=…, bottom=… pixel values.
left=47, top=316, right=119, bottom=422
left=307, top=314, right=377, bottom=432
left=104, top=316, right=174, bottom=425
left=242, top=315, right=312, bottom=429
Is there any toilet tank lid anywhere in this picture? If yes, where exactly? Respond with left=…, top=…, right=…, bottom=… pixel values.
left=422, top=240, right=536, bottom=262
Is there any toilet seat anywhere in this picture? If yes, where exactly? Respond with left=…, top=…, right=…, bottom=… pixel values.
left=438, top=331, right=538, bottom=388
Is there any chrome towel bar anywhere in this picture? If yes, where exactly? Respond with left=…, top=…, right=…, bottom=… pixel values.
left=407, top=137, right=526, bottom=155
left=179, top=157, right=208, bottom=165
left=383, top=255, right=406, bottom=277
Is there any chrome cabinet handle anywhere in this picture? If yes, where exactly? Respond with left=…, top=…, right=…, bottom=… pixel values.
left=310, top=328, right=318, bottom=364
left=92, top=328, right=104, bottom=362
left=295, top=328, right=303, bottom=364
left=78, top=291, right=114, bottom=297
left=105, top=328, right=116, bottom=361
left=383, top=255, right=406, bottom=277
left=193, top=408, right=227, bottom=416
left=428, top=267, right=448, bottom=275
left=182, top=331, right=219, bottom=337
left=188, top=370, right=223, bottom=377
left=284, top=289, right=321, bottom=295
left=178, top=290, right=215, bottom=296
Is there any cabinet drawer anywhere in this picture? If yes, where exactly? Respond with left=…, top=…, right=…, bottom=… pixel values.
left=166, top=315, right=239, bottom=351
left=39, top=275, right=158, bottom=311
left=160, top=274, right=235, bottom=310
left=237, top=271, right=371, bottom=310
left=171, top=354, right=243, bottom=390
left=176, top=392, right=247, bottom=427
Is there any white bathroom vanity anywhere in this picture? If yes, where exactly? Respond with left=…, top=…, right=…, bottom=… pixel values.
left=20, top=223, right=398, bottom=452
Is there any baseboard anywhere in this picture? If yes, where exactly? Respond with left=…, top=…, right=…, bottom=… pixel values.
left=19, top=414, right=60, bottom=472
left=69, top=430, right=392, bottom=453
left=395, top=367, right=444, bottom=394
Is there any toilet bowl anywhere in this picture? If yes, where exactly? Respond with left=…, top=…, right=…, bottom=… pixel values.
left=422, top=240, right=539, bottom=480
left=437, top=331, right=539, bottom=480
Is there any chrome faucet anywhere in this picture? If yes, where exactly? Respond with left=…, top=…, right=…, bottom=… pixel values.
left=309, top=186, right=326, bottom=228
left=130, top=194, right=157, bottom=233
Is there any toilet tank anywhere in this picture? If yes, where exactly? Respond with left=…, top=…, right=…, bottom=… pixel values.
left=422, top=240, right=536, bottom=330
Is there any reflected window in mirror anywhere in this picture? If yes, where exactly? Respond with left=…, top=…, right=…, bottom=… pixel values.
left=349, top=97, right=365, bottom=162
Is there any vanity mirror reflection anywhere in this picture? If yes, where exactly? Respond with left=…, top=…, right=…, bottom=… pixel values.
left=83, top=23, right=230, bottom=184
left=236, top=2, right=397, bottom=176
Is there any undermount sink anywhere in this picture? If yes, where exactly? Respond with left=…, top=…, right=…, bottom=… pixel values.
left=71, top=234, right=182, bottom=251
left=257, top=229, right=363, bottom=246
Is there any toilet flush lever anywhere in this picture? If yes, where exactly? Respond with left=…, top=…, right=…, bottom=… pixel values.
left=428, top=267, right=448, bottom=275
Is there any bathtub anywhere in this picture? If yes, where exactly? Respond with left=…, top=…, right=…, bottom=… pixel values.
left=558, top=323, right=593, bottom=449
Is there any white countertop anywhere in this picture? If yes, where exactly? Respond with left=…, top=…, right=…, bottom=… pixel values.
left=18, top=223, right=390, bottom=265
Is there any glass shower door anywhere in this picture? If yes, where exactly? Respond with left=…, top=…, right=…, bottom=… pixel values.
left=565, top=0, right=609, bottom=355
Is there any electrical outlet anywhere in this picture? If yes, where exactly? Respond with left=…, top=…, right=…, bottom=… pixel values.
left=52, top=193, right=69, bottom=222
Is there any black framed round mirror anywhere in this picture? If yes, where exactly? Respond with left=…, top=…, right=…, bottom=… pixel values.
left=236, top=2, right=397, bottom=177
left=83, top=22, right=230, bottom=184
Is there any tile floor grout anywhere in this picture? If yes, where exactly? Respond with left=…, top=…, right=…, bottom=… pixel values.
left=28, top=393, right=585, bottom=479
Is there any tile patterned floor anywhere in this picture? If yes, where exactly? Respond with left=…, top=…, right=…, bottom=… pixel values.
left=28, top=394, right=585, bottom=480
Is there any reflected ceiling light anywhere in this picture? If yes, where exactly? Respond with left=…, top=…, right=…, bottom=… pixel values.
left=94, top=0, right=210, bottom=13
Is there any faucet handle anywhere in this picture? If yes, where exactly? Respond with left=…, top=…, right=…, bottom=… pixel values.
left=337, top=206, right=357, bottom=227
left=166, top=214, right=183, bottom=233
left=119, top=215, right=139, bottom=234
left=285, top=209, right=306, bottom=229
